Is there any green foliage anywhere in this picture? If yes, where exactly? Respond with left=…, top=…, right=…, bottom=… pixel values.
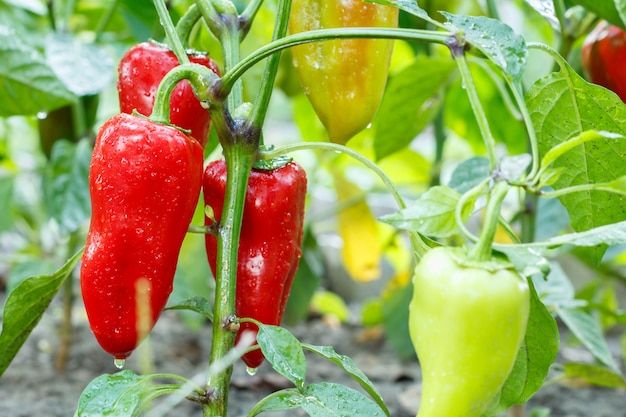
left=0, top=248, right=82, bottom=377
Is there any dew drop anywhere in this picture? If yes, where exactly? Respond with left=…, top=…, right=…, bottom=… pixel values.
left=114, top=358, right=126, bottom=369
left=246, top=366, right=258, bottom=376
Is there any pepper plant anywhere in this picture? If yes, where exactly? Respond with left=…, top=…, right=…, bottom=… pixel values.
left=1, top=0, right=626, bottom=417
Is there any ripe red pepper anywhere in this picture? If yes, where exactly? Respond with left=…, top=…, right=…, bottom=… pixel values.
left=582, top=21, right=626, bottom=103
left=203, top=159, right=307, bottom=368
left=117, top=41, right=221, bottom=148
left=80, top=113, right=203, bottom=360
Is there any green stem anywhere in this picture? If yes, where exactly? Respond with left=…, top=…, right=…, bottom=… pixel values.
left=204, top=143, right=256, bottom=417
left=175, top=3, right=202, bottom=48
left=469, top=181, right=509, bottom=262
left=261, top=142, right=430, bottom=257
left=429, top=109, right=446, bottom=186
left=453, top=53, right=498, bottom=170
left=455, top=178, right=490, bottom=244
left=249, top=0, right=292, bottom=129
left=240, top=0, right=266, bottom=38
left=150, top=63, right=219, bottom=125
left=485, top=0, right=500, bottom=19
left=507, top=80, right=540, bottom=179
left=153, top=0, right=190, bottom=64
left=220, top=27, right=451, bottom=96
left=540, top=183, right=626, bottom=198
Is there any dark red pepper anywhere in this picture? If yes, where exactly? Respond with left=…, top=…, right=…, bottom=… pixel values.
left=117, top=41, right=220, bottom=148
left=582, top=21, right=626, bottom=103
left=203, top=159, right=307, bottom=368
left=80, top=113, right=203, bottom=360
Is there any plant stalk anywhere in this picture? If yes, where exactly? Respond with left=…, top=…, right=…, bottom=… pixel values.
left=204, top=142, right=256, bottom=417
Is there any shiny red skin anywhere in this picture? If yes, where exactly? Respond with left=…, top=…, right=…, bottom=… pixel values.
left=117, top=41, right=220, bottom=147
left=203, top=159, right=307, bottom=368
left=582, top=22, right=626, bottom=102
left=80, top=113, right=203, bottom=359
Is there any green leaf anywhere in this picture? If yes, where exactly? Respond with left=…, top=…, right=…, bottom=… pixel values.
left=0, top=174, right=13, bottom=233
left=43, top=139, right=92, bottom=232
left=367, top=0, right=430, bottom=21
left=45, top=32, right=114, bottom=96
left=378, top=185, right=473, bottom=238
left=0, top=247, right=83, bottom=377
left=441, top=12, right=527, bottom=82
left=556, top=307, right=621, bottom=373
left=448, top=156, right=490, bottom=193
left=561, top=362, right=626, bottom=388
left=483, top=280, right=560, bottom=415
left=302, top=344, right=391, bottom=417
left=73, top=370, right=188, bottom=417
left=500, top=154, right=532, bottom=182
left=521, top=0, right=558, bottom=30
left=372, top=55, right=456, bottom=160
left=249, top=383, right=387, bottom=417
left=0, top=26, right=75, bottom=116
left=531, top=262, right=583, bottom=309
left=256, top=324, right=306, bottom=389
left=164, top=296, right=213, bottom=321
left=618, top=0, right=626, bottom=28
left=118, top=0, right=163, bottom=42
left=539, top=130, right=624, bottom=172
left=527, top=61, right=626, bottom=263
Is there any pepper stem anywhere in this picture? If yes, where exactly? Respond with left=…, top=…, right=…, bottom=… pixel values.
left=469, top=181, right=509, bottom=262
left=204, top=142, right=256, bottom=417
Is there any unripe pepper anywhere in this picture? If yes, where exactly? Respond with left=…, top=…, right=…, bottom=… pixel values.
left=409, top=247, right=530, bottom=417
left=117, top=41, right=221, bottom=147
left=80, top=113, right=203, bottom=360
left=203, top=159, right=307, bottom=369
left=288, top=0, right=398, bottom=144
left=581, top=21, right=626, bottom=103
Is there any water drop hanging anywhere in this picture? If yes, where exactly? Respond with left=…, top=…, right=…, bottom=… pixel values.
left=114, top=358, right=126, bottom=369
left=246, top=366, right=258, bottom=376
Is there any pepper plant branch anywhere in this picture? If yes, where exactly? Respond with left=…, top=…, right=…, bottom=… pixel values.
left=260, top=141, right=431, bottom=257
left=205, top=143, right=256, bottom=417
left=153, top=0, right=190, bottom=65
left=539, top=182, right=626, bottom=198
left=175, top=3, right=202, bottom=47
left=249, top=0, right=292, bottom=130
left=240, top=0, right=267, bottom=37
left=455, top=178, right=489, bottom=245
left=219, top=27, right=452, bottom=96
left=452, top=51, right=498, bottom=170
left=150, top=64, right=219, bottom=126
left=94, top=0, right=118, bottom=42
left=469, top=181, right=509, bottom=262
left=506, top=79, right=540, bottom=179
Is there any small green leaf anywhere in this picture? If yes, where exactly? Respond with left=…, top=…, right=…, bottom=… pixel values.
left=441, top=12, right=527, bottom=82
left=164, top=296, right=213, bottom=321
left=310, top=290, right=350, bottom=322
left=247, top=388, right=303, bottom=416
left=302, top=344, right=390, bottom=417
left=0, top=247, right=83, bottom=377
left=556, top=307, right=621, bottom=373
left=500, top=154, right=532, bottom=182
left=379, top=185, right=473, bottom=238
left=256, top=324, right=306, bottom=389
left=366, top=0, right=430, bottom=21
left=521, top=0, right=558, bottom=29
left=300, top=383, right=387, bottom=417
left=562, top=362, right=626, bottom=388
left=448, top=156, right=490, bottom=193
left=248, top=383, right=387, bottom=417
left=73, top=370, right=174, bottom=417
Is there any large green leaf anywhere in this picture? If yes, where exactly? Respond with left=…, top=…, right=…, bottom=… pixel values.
left=257, top=324, right=307, bottom=389
left=372, top=55, right=456, bottom=161
left=0, top=26, right=75, bottom=116
left=527, top=61, right=626, bottom=262
left=0, top=248, right=83, bottom=377
left=567, top=0, right=625, bottom=28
